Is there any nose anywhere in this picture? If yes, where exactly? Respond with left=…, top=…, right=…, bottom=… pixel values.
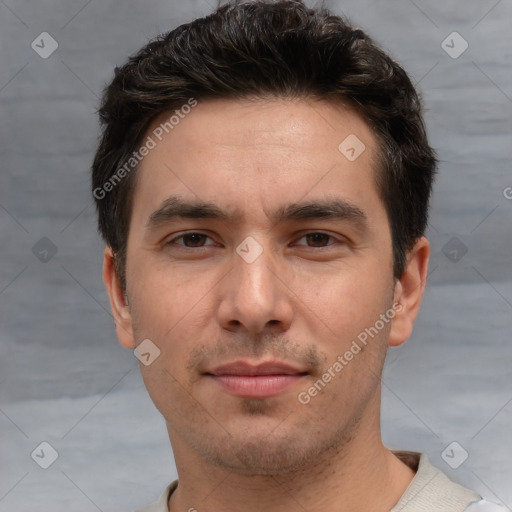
left=216, top=240, right=294, bottom=335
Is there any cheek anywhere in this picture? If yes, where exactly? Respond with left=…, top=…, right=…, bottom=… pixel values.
left=295, top=265, right=392, bottom=342
left=139, top=362, right=197, bottom=429
left=129, top=257, right=207, bottom=326
left=128, top=264, right=217, bottom=374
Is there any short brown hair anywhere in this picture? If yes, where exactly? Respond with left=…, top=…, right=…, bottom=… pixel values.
left=92, top=0, right=436, bottom=291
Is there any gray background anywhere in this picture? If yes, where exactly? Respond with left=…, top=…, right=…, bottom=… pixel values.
left=0, top=0, right=511, bottom=510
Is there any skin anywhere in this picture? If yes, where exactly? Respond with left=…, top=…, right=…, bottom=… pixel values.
left=103, top=97, right=430, bottom=512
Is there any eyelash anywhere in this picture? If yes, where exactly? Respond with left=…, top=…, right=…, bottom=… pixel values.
left=165, top=232, right=343, bottom=249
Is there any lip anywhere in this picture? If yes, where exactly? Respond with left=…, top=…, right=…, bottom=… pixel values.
left=206, top=361, right=307, bottom=398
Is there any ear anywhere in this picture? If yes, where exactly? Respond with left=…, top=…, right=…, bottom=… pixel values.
left=102, top=246, right=136, bottom=349
left=388, top=236, right=430, bottom=347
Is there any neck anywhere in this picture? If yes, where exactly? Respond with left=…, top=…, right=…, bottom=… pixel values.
left=167, top=396, right=415, bottom=512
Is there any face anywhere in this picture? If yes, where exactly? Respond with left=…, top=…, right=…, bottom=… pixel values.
left=108, top=97, right=417, bottom=475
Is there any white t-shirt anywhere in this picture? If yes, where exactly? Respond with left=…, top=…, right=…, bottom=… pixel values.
left=136, top=452, right=509, bottom=512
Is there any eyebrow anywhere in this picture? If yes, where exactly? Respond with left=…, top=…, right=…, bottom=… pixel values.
left=145, top=195, right=368, bottom=232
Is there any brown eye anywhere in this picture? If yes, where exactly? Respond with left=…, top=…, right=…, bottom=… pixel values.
left=304, top=233, right=332, bottom=247
left=167, top=232, right=213, bottom=248
left=295, top=232, right=339, bottom=248
left=181, top=233, right=208, bottom=247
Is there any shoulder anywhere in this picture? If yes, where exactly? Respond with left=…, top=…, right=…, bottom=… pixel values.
left=465, top=499, right=511, bottom=512
left=392, top=452, right=510, bottom=512
left=391, top=451, right=479, bottom=512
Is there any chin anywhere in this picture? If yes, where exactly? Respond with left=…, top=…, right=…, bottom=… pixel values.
left=206, top=439, right=317, bottom=475
left=194, top=419, right=349, bottom=476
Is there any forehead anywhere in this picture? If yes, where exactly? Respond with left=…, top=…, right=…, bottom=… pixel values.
left=131, top=97, right=383, bottom=228
left=146, top=96, right=376, bottom=156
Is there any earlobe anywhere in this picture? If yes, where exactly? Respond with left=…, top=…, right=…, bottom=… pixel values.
left=388, top=237, right=430, bottom=348
left=102, top=246, right=136, bottom=349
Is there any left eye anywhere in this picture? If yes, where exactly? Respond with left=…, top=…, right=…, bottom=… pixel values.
left=295, top=232, right=338, bottom=248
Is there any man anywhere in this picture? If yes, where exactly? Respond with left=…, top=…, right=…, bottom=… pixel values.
left=92, top=1, right=507, bottom=511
